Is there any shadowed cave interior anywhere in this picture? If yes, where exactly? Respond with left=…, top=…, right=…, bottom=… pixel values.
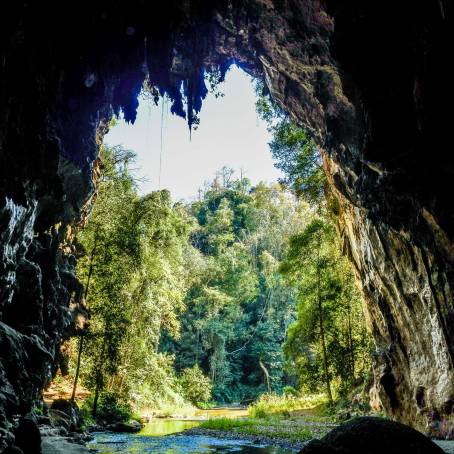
left=0, top=0, right=453, bottom=451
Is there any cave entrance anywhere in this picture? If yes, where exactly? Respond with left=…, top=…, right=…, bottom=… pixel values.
left=56, top=59, right=372, bottom=426
left=104, top=65, right=283, bottom=200
left=2, top=3, right=451, bottom=449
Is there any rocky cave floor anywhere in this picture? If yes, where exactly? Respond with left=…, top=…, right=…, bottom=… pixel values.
left=36, top=420, right=454, bottom=454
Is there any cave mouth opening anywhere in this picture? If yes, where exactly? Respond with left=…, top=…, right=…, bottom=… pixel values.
left=103, top=64, right=284, bottom=202
left=1, top=2, right=452, bottom=450
left=62, top=59, right=354, bottom=419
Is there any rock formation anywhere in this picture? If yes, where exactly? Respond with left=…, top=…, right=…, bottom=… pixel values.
left=300, top=416, right=444, bottom=454
left=0, top=0, right=452, bottom=447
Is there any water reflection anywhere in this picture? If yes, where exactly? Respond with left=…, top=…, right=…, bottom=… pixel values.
left=88, top=430, right=293, bottom=454
left=140, top=420, right=202, bottom=436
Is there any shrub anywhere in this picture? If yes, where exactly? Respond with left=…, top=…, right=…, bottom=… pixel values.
left=200, top=418, right=254, bottom=431
left=248, top=392, right=327, bottom=418
left=196, top=401, right=217, bottom=410
left=178, top=365, right=212, bottom=405
left=82, top=391, right=132, bottom=424
left=283, top=386, right=299, bottom=397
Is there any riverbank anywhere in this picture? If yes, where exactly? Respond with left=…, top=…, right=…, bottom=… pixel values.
left=184, top=415, right=338, bottom=451
left=183, top=427, right=307, bottom=451
left=41, top=419, right=454, bottom=454
left=188, top=417, right=454, bottom=454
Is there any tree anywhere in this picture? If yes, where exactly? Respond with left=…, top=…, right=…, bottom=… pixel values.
left=281, top=216, right=371, bottom=399
left=280, top=219, right=335, bottom=403
left=256, top=82, right=371, bottom=402
left=161, top=174, right=307, bottom=403
left=74, top=145, right=194, bottom=415
left=178, top=365, right=212, bottom=405
left=255, top=83, right=324, bottom=205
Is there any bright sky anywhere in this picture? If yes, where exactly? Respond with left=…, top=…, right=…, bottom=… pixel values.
left=104, top=66, right=283, bottom=201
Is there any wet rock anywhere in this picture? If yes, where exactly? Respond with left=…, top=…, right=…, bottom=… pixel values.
left=300, top=417, right=444, bottom=454
left=41, top=435, right=91, bottom=454
left=49, top=410, right=72, bottom=431
left=36, top=415, right=51, bottom=426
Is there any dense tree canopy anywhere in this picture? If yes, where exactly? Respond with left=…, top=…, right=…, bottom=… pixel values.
left=65, top=88, right=371, bottom=418
left=161, top=171, right=308, bottom=403
left=74, top=145, right=194, bottom=413
left=256, top=88, right=371, bottom=401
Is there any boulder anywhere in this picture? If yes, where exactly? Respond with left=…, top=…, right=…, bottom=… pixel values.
left=108, top=420, right=142, bottom=433
left=36, top=415, right=51, bottom=426
left=50, top=399, right=82, bottom=432
left=13, top=417, right=41, bottom=454
left=49, top=409, right=72, bottom=431
left=300, top=417, right=444, bottom=454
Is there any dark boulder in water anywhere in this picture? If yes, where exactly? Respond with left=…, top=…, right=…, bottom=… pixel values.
left=107, top=420, right=143, bottom=433
left=299, top=417, right=444, bottom=454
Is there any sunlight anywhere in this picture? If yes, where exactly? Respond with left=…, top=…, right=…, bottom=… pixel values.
left=104, top=66, right=283, bottom=201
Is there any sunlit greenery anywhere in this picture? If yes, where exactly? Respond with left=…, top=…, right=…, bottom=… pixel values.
left=199, top=416, right=322, bottom=442
left=66, top=85, right=372, bottom=426
left=161, top=171, right=308, bottom=403
left=256, top=87, right=372, bottom=403
left=248, top=393, right=328, bottom=418
left=73, top=145, right=196, bottom=418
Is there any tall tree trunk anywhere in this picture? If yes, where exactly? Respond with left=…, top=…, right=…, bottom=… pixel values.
left=71, top=238, right=98, bottom=402
left=259, top=359, right=271, bottom=393
left=92, top=330, right=107, bottom=418
left=347, top=302, right=355, bottom=381
left=316, top=234, right=333, bottom=404
left=92, top=375, right=101, bottom=418
left=71, top=335, right=84, bottom=401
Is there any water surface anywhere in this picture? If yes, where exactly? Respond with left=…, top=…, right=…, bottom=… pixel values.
left=88, top=432, right=292, bottom=454
left=88, top=421, right=293, bottom=454
left=139, top=420, right=202, bottom=436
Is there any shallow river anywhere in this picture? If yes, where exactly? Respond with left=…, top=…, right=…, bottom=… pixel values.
left=87, top=419, right=293, bottom=454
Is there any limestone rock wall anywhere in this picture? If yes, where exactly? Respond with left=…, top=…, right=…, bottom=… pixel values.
left=322, top=2, right=453, bottom=435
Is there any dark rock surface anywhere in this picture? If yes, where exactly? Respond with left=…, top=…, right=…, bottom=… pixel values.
left=41, top=435, right=91, bottom=454
left=0, top=0, right=452, bottom=448
left=13, top=417, right=41, bottom=454
left=49, top=400, right=82, bottom=432
left=107, top=420, right=143, bottom=433
left=299, top=417, right=444, bottom=454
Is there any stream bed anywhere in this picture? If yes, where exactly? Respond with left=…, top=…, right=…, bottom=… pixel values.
left=87, top=419, right=294, bottom=454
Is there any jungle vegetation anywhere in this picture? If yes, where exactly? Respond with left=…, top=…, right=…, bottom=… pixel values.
left=63, top=87, right=371, bottom=421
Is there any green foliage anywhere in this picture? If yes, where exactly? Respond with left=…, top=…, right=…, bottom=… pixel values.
left=95, top=391, right=133, bottom=424
left=161, top=173, right=308, bottom=403
left=72, top=84, right=372, bottom=420
left=81, top=391, right=132, bottom=424
left=75, top=144, right=194, bottom=414
left=200, top=417, right=255, bottom=430
left=256, top=83, right=372, bottom=403
left=200, top=417, right=315, bottom=442
left=255, top=84, right=324, bottom=205
left=270, top=122, right=324, bottom=205
left=281, top=215, right=371, bottom=399
left=283, top=386, right=298, bottom=397
left=248, top=393, right=327, bottom=419
left=178, top=365, right=212, bottom=405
